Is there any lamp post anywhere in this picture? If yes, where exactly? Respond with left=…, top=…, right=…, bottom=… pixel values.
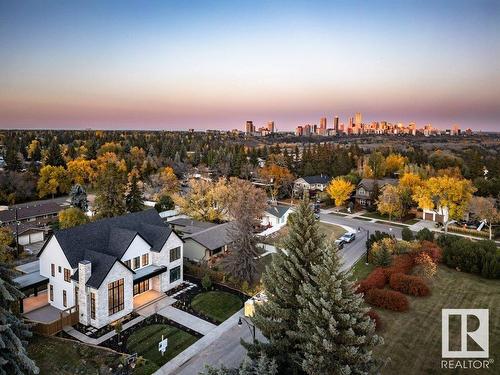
left=365, top=228, right=371, bottom=264
left=238, top=316, right=256, bottom=343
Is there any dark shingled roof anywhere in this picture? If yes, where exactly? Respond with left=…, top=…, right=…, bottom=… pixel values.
left=0, top=201, right=62, bottom=223
left=183, top=222, right=234, bottom=251
left=265, top=205, right=291, bottom=218
left=43, top=209, right=172, bottom=289
left=301, top=175, right=330, bottom=184
left=357, top=178, right=398, bottom=191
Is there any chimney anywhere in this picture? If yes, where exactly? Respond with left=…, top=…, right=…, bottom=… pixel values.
left=78, top=260, right=91, bottom=326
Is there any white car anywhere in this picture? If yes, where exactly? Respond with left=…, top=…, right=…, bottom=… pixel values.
left=340, top=232, right=356, bottom=243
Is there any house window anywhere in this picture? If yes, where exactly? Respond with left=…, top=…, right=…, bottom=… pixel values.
left=170, top=266, right=181, bottom=283
left=108, top=279, right=124, bottom=316
left=170, top=247, right=181, bottom=262
left=133, top=279, right=150, bottom=296
left=141, top=253, right=149, bottom=267
left=75, top=286, right=79, bottom=305
left=64, top=268, right=71, bottom=282
left=63, top=290, right=67, bottom=307
left=58, top=266, right=62, bottom=273
left=49, top=285, right=53, bottom=301
left=51, top=264, right=55, bottom=277
left=133, top=256, right=140, bottom=270
left=125, top=259, right=131, bottom=269
left=90, top=292, right=96, bottom=320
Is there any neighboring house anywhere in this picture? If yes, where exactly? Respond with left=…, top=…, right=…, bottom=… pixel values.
left=261, top=205, right=293, bottom=227
left=293, top=175, right=330, bottom=196
left=421, top=206, right=449, bottom=223
left=169, top=218, right=233, bottom=263
left=0, top=202, right=63, bottom=227
left=35, top=209, right=183, bottom=329
left=7, top=223, right=45, bottom=245
left=354, top=178, right=398, bottom=207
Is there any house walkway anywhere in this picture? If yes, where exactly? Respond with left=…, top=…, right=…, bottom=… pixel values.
left=157, top=305, right=216, bottom=335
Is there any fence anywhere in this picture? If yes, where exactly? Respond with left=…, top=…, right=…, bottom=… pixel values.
left=29, top=306, right=79, bottom=336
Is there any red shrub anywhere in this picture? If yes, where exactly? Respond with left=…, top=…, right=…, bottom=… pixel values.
left=383, top=255, right=414, bottom=279
left=389, top=273, right=430, bottom=297
left=365, top=288, right=409, bottom=312
left=418, top=241, right=442, bottom=263
left=365, top=310, right=382, bottom=331
left=357, top=268, right=387, bottom=293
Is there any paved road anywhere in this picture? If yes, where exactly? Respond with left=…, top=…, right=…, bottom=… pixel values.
left=319, top=212, right=403, bottom=270
left=162, top=213, right=403, bottom=374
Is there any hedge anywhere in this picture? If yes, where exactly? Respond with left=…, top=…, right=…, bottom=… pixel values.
left=357, top=268, right=387, bottom=293
left=383, top=254, right=415, bottom=279
left=418, top=241, right=442, bottom=263
left=365, top=288, right=409, bottom=312
left=389, top=273, right=430, bottom=297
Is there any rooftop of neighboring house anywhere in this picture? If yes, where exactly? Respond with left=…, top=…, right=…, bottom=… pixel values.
left=357, top=178, right=399, bottom=191
left=182, top=221, right=234, bottom=251
left=39, top=209, right=172, bottom=288
left=264, top=204, right=292, bottom=218
left=0, top=201, right=63, bottom=223
left=297, top=175, right=330, bottom=185
left=168, top=217, right=218, bottom=234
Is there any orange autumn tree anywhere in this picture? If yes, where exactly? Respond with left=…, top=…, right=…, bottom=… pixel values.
left=259, top=164, right=294, bottom=202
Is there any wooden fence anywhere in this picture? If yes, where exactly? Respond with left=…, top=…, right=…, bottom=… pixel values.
left=29, top=306, right=79, bottom=336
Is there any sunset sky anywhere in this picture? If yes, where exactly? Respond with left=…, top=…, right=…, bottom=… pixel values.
left=0, top=0, right=499, bottom=131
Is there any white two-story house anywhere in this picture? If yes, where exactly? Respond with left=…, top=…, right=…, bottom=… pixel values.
left=37, top=209, right=183, bottom=329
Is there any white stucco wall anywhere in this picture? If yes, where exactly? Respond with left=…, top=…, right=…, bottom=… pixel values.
left=39, top=236, right=75, bottom=310
left=121, top=234, right=151, bottom=265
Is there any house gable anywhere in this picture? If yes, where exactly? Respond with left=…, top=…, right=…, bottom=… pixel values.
left=121, top=234, right=152, bottom=263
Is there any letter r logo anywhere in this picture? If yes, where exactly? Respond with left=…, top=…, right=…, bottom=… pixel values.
left=442, top=309, right=489, bottom=358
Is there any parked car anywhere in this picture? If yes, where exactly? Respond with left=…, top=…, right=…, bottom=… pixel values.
left=334, top=239, right=345, bottom=249
left=314, top=213, right=320, bottom=220
left=340, top=232, right=356, bottom=243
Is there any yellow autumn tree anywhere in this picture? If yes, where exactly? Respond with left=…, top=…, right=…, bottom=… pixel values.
left=325, top=177, right=355, bottom=207
left=67, top=158, right=95, bottom=185
left=259, top=164, right=294, bottom=202
left=376, top=184, right=403, bottom=221
left=412, top=176, right=476, bottom=232
left=385, top=154, right=406, bottom=175
left=159, top=166, right=180, bottom=195
left=37, top=165, right=70, bottom=198
left=399, top=172, right=423, bottom=194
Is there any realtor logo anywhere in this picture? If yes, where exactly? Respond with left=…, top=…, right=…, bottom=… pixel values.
left=442, top=309, right=489, bottom=358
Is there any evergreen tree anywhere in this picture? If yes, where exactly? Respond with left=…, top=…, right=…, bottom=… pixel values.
left=202, top=354, right=277, bottom=375
left=0, top=263, right=39, bottom=374
left=70, top=184, right=88, bottom=211
left=45, top=139, right=66, bottom=167
left=245, top=200, right=325, bottom=373
left=297, top=245, right=382, bottom=374
left=125, top=169, right=144, bottom=213
left=5, top=143, right=23, bottom=172
left=373, top=245, right=392, bottom=267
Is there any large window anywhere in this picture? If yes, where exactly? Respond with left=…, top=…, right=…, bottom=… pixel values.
left=63, top=290, right=67, bottom=307
left=170, top=247, right=181, bottom=262
left=170, top=266, right=181, bottom=283
left=64, top=268, right=71, bottom=282
left=133, top=256, right=140, bottom=270
left=108, top=279, right=124, bottom=316
left=90, top=292, right=96, bottom=320
left=141, top=253, right=149, bottom=267
left=51, top=264, right=55, bottom=277
left=133, top=279, right=150, bottom=296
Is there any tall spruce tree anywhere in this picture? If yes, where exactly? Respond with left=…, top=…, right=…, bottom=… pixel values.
left=70, top=184, right=89, bottom=211
left=125, top=169, right=145, bottom=213
left=245, top=200, right=325, bottom=374
left=0, top=263, right=39, bottom=374
left=45, top=139, right=66, bottom=167
left=297, top=245, right=383, bottom=375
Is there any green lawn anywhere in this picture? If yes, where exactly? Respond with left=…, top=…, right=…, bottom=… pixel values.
left=126, top=324, right=198, bottom=371
left=318, top=222, right=346, bottom=241
left=28, top=335, right=135, bottom=375
left=373, top=266, right=500, bottom=374
left=348, top=258, right=374, bottom=281
left=191, top=291, right=243, bottom=322
left=361, top=211, right=419, bottom=225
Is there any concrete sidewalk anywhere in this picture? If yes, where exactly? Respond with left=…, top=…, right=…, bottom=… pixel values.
left=158, top=305, right=216, bottom=335
left=155, top=308, right=244, bottom=375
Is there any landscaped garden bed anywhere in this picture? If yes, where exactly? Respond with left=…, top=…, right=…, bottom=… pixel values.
left=74, top=311, right=140, bottom=339
left=172, top=276, right=246, bottom=325
left=99, top=314, right=201, bottom=372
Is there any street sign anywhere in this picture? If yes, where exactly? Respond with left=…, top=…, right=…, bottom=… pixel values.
left=158, top=335, right=168, bottom=356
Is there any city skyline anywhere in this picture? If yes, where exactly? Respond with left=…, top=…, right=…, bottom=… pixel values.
left=1, top=0, right=499, bottom=131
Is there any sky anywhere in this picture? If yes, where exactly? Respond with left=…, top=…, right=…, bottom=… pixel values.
left=0, top=0, right=499, bottom=131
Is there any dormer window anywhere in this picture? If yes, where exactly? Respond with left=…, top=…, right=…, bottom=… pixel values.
left=142, top=253, right=149, bottom=266
left=133, top=256, right=140, bottom=270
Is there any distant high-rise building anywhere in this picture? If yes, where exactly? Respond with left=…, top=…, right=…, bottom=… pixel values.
left=333, top=116, right=339, bottom=132
left=245, top=121, right=254, bottom=134
left=267, top=121, right=275, bottom=133
left=295, top=126, right=303, bottom=136
left=304, top=124, right=312, bottom=136
left=320, top=117, right=327, bottom=129
left=349, top=117, right=354, bottom=128
left=354, top=112, right=362, bottom=126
